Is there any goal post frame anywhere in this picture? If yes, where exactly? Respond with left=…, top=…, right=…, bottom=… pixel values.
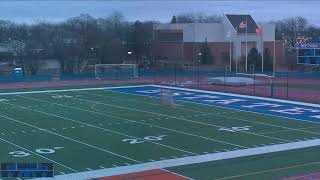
left=94, top=64, right=138, bottom=80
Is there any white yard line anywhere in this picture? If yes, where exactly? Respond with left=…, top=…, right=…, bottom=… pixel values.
left=16, top=95, right=247, bottom=149
left=0, top=84, right=319, bottom=108
left=93, top=90, right=320, bottom=137
left=114, top=86, right=320, bottom=126
left=66, top=95, right=293, bottom=143
left=0, top=137, right=77, bottom=172
left=0, top=113, right=141, bottom=164
left=34, top=138, right=320, bottom=180
left=3, top=99, right=197, bottom=156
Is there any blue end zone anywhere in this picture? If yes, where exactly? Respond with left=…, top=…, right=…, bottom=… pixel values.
left=110, top=85, right=320, bottom=124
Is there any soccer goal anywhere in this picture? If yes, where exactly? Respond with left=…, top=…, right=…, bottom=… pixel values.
left=160, top=89, right=174, bottom=106
left=95, top=64, right=138, bottom=80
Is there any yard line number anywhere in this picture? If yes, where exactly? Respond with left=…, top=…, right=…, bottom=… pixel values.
left=51, top=95, right=73, bottom=99
left=122, top=135, right=167, bottom=144
left=9, top=147, right=64, bottom=157
left=218, top=126, right=251, bottom=133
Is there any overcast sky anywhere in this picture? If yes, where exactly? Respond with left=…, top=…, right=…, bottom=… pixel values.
left=0, top=1, right=319, bottom=26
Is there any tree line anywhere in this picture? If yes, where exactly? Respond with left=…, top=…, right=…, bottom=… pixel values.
left=0, top=12, right=319, bottom=75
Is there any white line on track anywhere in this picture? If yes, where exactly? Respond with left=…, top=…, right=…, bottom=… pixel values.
left=161, top=168, right=195, bottom=180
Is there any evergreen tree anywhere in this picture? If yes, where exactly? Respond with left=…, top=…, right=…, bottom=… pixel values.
left=263, top=48, right=273, bottom=72
left=247, top=48, right=262, bottom=72
left=170, top=16, right=177, bottom=24
left=200, top=38, right=213, bottom=65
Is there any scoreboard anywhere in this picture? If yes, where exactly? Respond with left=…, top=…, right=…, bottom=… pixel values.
left=296, top=43, right=320, bottom=65
left=0, top=163, right=54, bottom=178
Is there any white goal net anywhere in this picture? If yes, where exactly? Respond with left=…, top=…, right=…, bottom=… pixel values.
left=160, top=89, right=174, bottom=106
left=95, top=64, right=138, bottom=80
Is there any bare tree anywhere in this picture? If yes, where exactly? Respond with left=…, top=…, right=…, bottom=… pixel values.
left=275, top=16, right=308, bottom=47
left=173, top=13, right=222, bottom=23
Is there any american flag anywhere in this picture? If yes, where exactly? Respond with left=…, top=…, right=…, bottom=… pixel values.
left=239, top=21, right=247, bottom=29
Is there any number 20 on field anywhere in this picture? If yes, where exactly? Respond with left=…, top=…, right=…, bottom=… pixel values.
left=122, top=135, right=167, bottom=144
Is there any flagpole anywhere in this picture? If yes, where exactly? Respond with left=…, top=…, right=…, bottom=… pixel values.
left=229, top=35, right=232, bottom=72
left=236, top=27, right=238, bottom=74
left=245, top=17, right=248, bottom=72
left=273, top=37, right=276, bottom=77
left=261, top=28, right=264, bottom=72
left=227, top=31, right=232, bottom=72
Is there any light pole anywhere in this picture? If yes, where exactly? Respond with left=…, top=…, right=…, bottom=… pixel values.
left=197, top=52, right=202, bottom=88
left=226, top=31, right=232, bottom=72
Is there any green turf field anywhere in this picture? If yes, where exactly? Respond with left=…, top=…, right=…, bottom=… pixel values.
left=0, top=85, right=320, bottom=180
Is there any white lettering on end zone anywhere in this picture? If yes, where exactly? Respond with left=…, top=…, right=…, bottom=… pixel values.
left=311, top=115, right=320, bottom=119
left=242, top=103, right=282, bottom=109
left=183, top=95, right=220, bottom=100
left=137, top=90, right=161, bottom=94
left=204, top=99, right=245, bottom=105
left=271, top=107, right=320, bottom=115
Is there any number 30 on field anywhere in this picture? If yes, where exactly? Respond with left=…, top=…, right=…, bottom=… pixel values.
left=122, top=135, right=167, bottom=144
left=9, top=147, right=64, bottom=157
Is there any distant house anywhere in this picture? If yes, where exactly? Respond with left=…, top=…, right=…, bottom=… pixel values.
left=152, top=14, right=285, bottom=69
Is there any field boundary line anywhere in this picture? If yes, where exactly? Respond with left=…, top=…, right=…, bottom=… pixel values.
left=34, top=138, right=320, bottom=180
left=110, top=85, right=320, bottom=125
left=1, top=84, right=320, bottom=108
left=67, top=95, right=294, bottom=143
left=0, top=136, right=77, bottom=172
left=98, top=90, right=320, bottom=136
left=0, top=112, right=141, bottom=163
left=16, top=95, right=247, bottom=148
left=151, top=85, right=320, bottom=108
left=0, top=85, right=147, bottom=96
left=2, top=100, right=197, bottom=156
